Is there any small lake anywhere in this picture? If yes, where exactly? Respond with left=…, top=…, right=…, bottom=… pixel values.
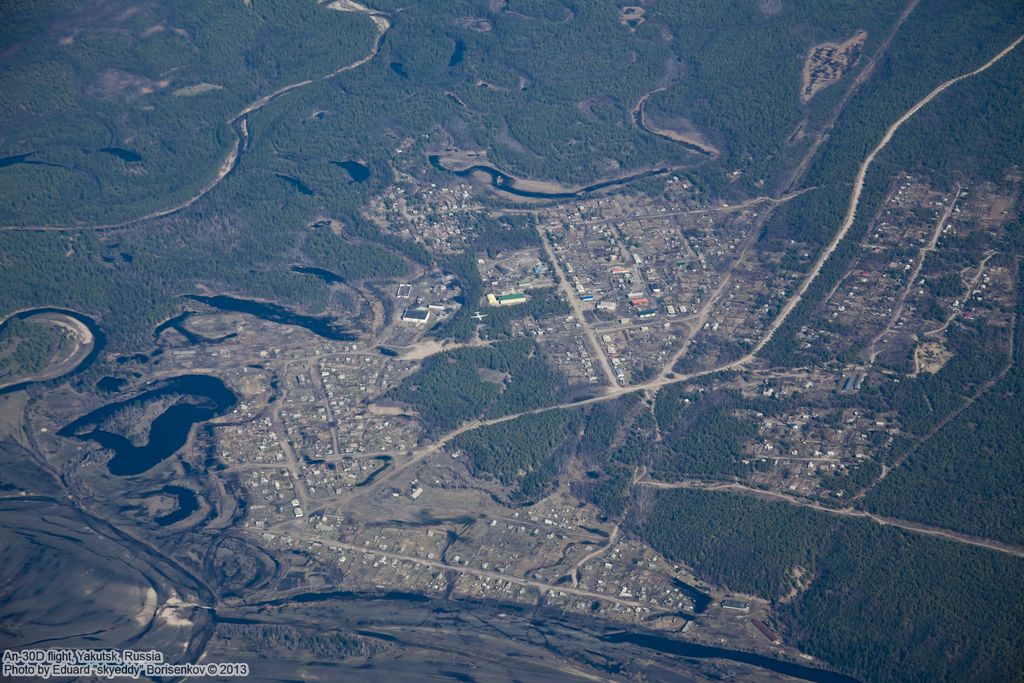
left=449, top=39, right=466, bottom=67
left=354, top=456, right=393, bottom=488
left=292, top=266, right=346, bottom=284
left=96, top=376, right=127, bottom=393
left=186, top=294, right=355, bottom=341
left=0, top=152, right=34, bottom=169
left=58, top=374, right=237, bottom=476
left=389, top=62, right=408, bottom=78
left=153, top=485, right=199, bottom=526
left=0, top=151, right=65, bottom=170
left=332, top=159, right=370, bottom=183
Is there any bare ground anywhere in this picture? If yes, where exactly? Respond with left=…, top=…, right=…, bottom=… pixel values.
left=801, top=30, right=867, bottom=102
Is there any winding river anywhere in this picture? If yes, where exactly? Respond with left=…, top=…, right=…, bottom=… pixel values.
left=428, top=156, right=674, bottom=200
left=0, top=1, right=392, bottom=232
left=603, top=631, right=859, bottom=683
left=632, top=87, right=720, bottom=158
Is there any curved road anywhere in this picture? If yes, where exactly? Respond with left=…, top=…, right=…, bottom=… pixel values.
left=750, top=31, right=1024, bottom=358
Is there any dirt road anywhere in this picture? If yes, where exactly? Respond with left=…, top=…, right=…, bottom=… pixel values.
left=751, top=31, right=1024, bottom=359
left=262, top=530, right=649, bottom=609
left=538, top=226, right=620, bottom=386
left=866, top=186, right=960, bottom=362
left=636, top=478, right=1024, bottom=558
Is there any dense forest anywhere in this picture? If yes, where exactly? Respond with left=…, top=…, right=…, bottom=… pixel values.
left=636, top=488, right=1024, bottom=682
left=0, top=0, right=380, bottom=225
left=651, top=385, right=786, bottom=480
left=859, top=258, right=1024, bottom=544
left=0, top=317, right=67, bottom=380
left=452, top=408, right=580, bottom=501
left=385, top=338, right=567, bottom=434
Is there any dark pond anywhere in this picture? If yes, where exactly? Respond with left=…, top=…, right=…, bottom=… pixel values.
left=0, top=152, right=33, bottom=169
left=155, top=311, right=200, bottom=343
left=389, top=62, right=408, bottom=78
left=354, top=456, right=392, bottom=488
left=670, top=577, right=711, bottom=614
left=254, top=589, right=431, bottom=608
left=0, top=151, right=64, bottom=170
left=602, top=632, right=860, bottom=683
left=58, top=374, right=237, bottom=476
left=332, top=159, right=370, bottom=183
left=428, top=156, right=672, bottom=199
left=96, top=376, right=127, bottom=393
left=153, top=485, right=199, bottom=526
left=186, top=294, right=355, bottom=341
left=0, top=308, right=106, bottom=396
left=154, top=310, right=237, bottom=345
left=292, top=265, right=346, bottom=284
left=449, top=39, right=466, bottom=67
left=99, top=147, right=143, bottom=162
left=274, top=173, right=314, bottom=195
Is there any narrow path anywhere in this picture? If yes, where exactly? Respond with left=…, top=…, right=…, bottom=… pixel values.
left=856, top=262, right=1017, bottom=497
left=654, top=192, right=815, bottom=381
left=501, top=190, right=807, bottom=225
left=569, top=525, right=619, bottom=588
left=922, top=251, right=997, bottom=338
